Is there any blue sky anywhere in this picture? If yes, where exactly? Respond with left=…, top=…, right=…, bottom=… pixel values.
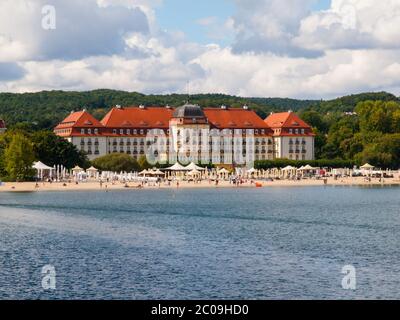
left=156, top=0, right=332, bottom=45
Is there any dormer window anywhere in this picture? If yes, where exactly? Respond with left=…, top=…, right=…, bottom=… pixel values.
left=81, top=129, right=85, bottom=134
left=289, top=129, right=293, bottom=134
left=88, top=129, right=91, bottom=134
left=113, top=129, right=117, bottom=134
left=94, top=129, right=98, bottom=135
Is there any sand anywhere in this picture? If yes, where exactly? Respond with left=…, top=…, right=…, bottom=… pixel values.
left=0, top=176, right=399, bottom=193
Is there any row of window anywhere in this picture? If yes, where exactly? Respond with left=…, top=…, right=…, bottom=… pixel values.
left=78, top=128, right=274, bottom=136
left=289, top=129, right=306, bottom=135
left=289, top=138, right=307, bottom=145
left=289, top=155, right=307, bottom=160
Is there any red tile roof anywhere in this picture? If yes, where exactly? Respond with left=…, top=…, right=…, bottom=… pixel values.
left=101, top=107, right=174, bottom=129
left=264, top=112, right=315, bottom=137
left=204, top=108, right=270, bottom=130
left=55, top=111, right=104, bottom=129
left=264, top=112, right=311, bottom=129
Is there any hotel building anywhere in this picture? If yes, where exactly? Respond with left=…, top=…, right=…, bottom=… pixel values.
left=54, top=104, right=315, bottom=164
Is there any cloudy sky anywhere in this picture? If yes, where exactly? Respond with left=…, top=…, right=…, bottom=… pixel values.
left=0, top=0, right=399, bottom=99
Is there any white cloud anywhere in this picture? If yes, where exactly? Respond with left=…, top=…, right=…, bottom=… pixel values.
left=295, top=0, right=400, bottom=51
left=0, top=0, right=150, bottom=62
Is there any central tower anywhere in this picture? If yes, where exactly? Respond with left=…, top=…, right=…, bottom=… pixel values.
left=169, top=104, right=210, bottom=164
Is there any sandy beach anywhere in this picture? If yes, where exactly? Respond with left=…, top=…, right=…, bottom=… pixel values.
left=1, top=176, right=399, bottom=193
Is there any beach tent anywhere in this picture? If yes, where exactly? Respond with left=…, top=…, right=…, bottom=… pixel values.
left=72, top=165, right=83, bottom=173
left=247, top=168, right=257, bottom=174
left=187, top=169, right=201, bottom=176
left=282, top=165, right=296, bottom=171
left=361, top=163, right=374, bottom=170
left=153, top=169, right=165, bottom=176
left=139, top=169, right=149, bottom=176
left=33, top=161, right=54, bottom=180
left=185, top=162, right=205, bottom=171
left=166, top=162, right=188, bottom=171
left=86, top=166, right=99, bottom=179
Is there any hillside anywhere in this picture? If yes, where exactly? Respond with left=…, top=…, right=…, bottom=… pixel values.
left=0, top=89, right=397, bottom=130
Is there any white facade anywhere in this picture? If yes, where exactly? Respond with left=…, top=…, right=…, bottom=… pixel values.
left=274, top=136, right=315, bottom=161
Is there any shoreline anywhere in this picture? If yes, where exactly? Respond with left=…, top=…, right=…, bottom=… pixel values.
left=1, top=177, right=399, bottom=193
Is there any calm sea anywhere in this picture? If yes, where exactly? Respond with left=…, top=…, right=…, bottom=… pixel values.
left=0, top=186, right=400, bottom=300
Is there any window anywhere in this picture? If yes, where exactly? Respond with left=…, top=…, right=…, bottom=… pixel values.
left=140, top=130, right=144, bottom=135
left=81, top=129, right=85, bottom=134
left=295, top=129, right=299, bottom=134
left=301, top=129, right=305, bottom=134
left=127, top=129, right=131, bottom=135
left=120, top=129, right=124, bottom=135
left=88, top=129, right=91, bottom=135
left=113, top=129, right=117, bottom=134
left=94, top=129, right=98, bottom=135
left=289, top=129, right=293, bottom=134
left=133, top=129, right=137, bottom=135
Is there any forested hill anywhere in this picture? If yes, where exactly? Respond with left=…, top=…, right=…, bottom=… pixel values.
left=0, top=89, right=398, bottom=130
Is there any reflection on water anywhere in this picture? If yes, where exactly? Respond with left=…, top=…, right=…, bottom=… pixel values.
left=0, top=186, right=400, bottom=299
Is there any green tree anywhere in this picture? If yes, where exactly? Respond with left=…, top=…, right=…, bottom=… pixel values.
left=138, top=155, right=151, bottom=170
left=31, top=131, right=89, bottom=169
left=4, top=133, right=35, bottom=181
left=92, top=153, right=139, bottom=172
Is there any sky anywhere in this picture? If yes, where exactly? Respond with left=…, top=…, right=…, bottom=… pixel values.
left=0, top=0, right=399, bottom=99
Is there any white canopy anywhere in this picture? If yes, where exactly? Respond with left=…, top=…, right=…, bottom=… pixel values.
left=139, top=169, right=149, bottom=175
left=185, top=162, right=205, bottom=171
left=33, top=161, right=53, bottom=170
left=187, top=169, right=201, bottom=176
left=72, top=165, right=83, bottom=172
left=247, top=168, right=257, bottom=174
left=218, top=168, right=230, bottom=174
left=361, top=163, right=374, bottom=169
left=86, top=166, right=98, bottom=172
left=153, top=169, right=165, bottom=176
left=166, top=162, right=188, bottom=171
left=303, top=165, right=315, bottom=171
left=282, top=165, right=296, bottom=171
